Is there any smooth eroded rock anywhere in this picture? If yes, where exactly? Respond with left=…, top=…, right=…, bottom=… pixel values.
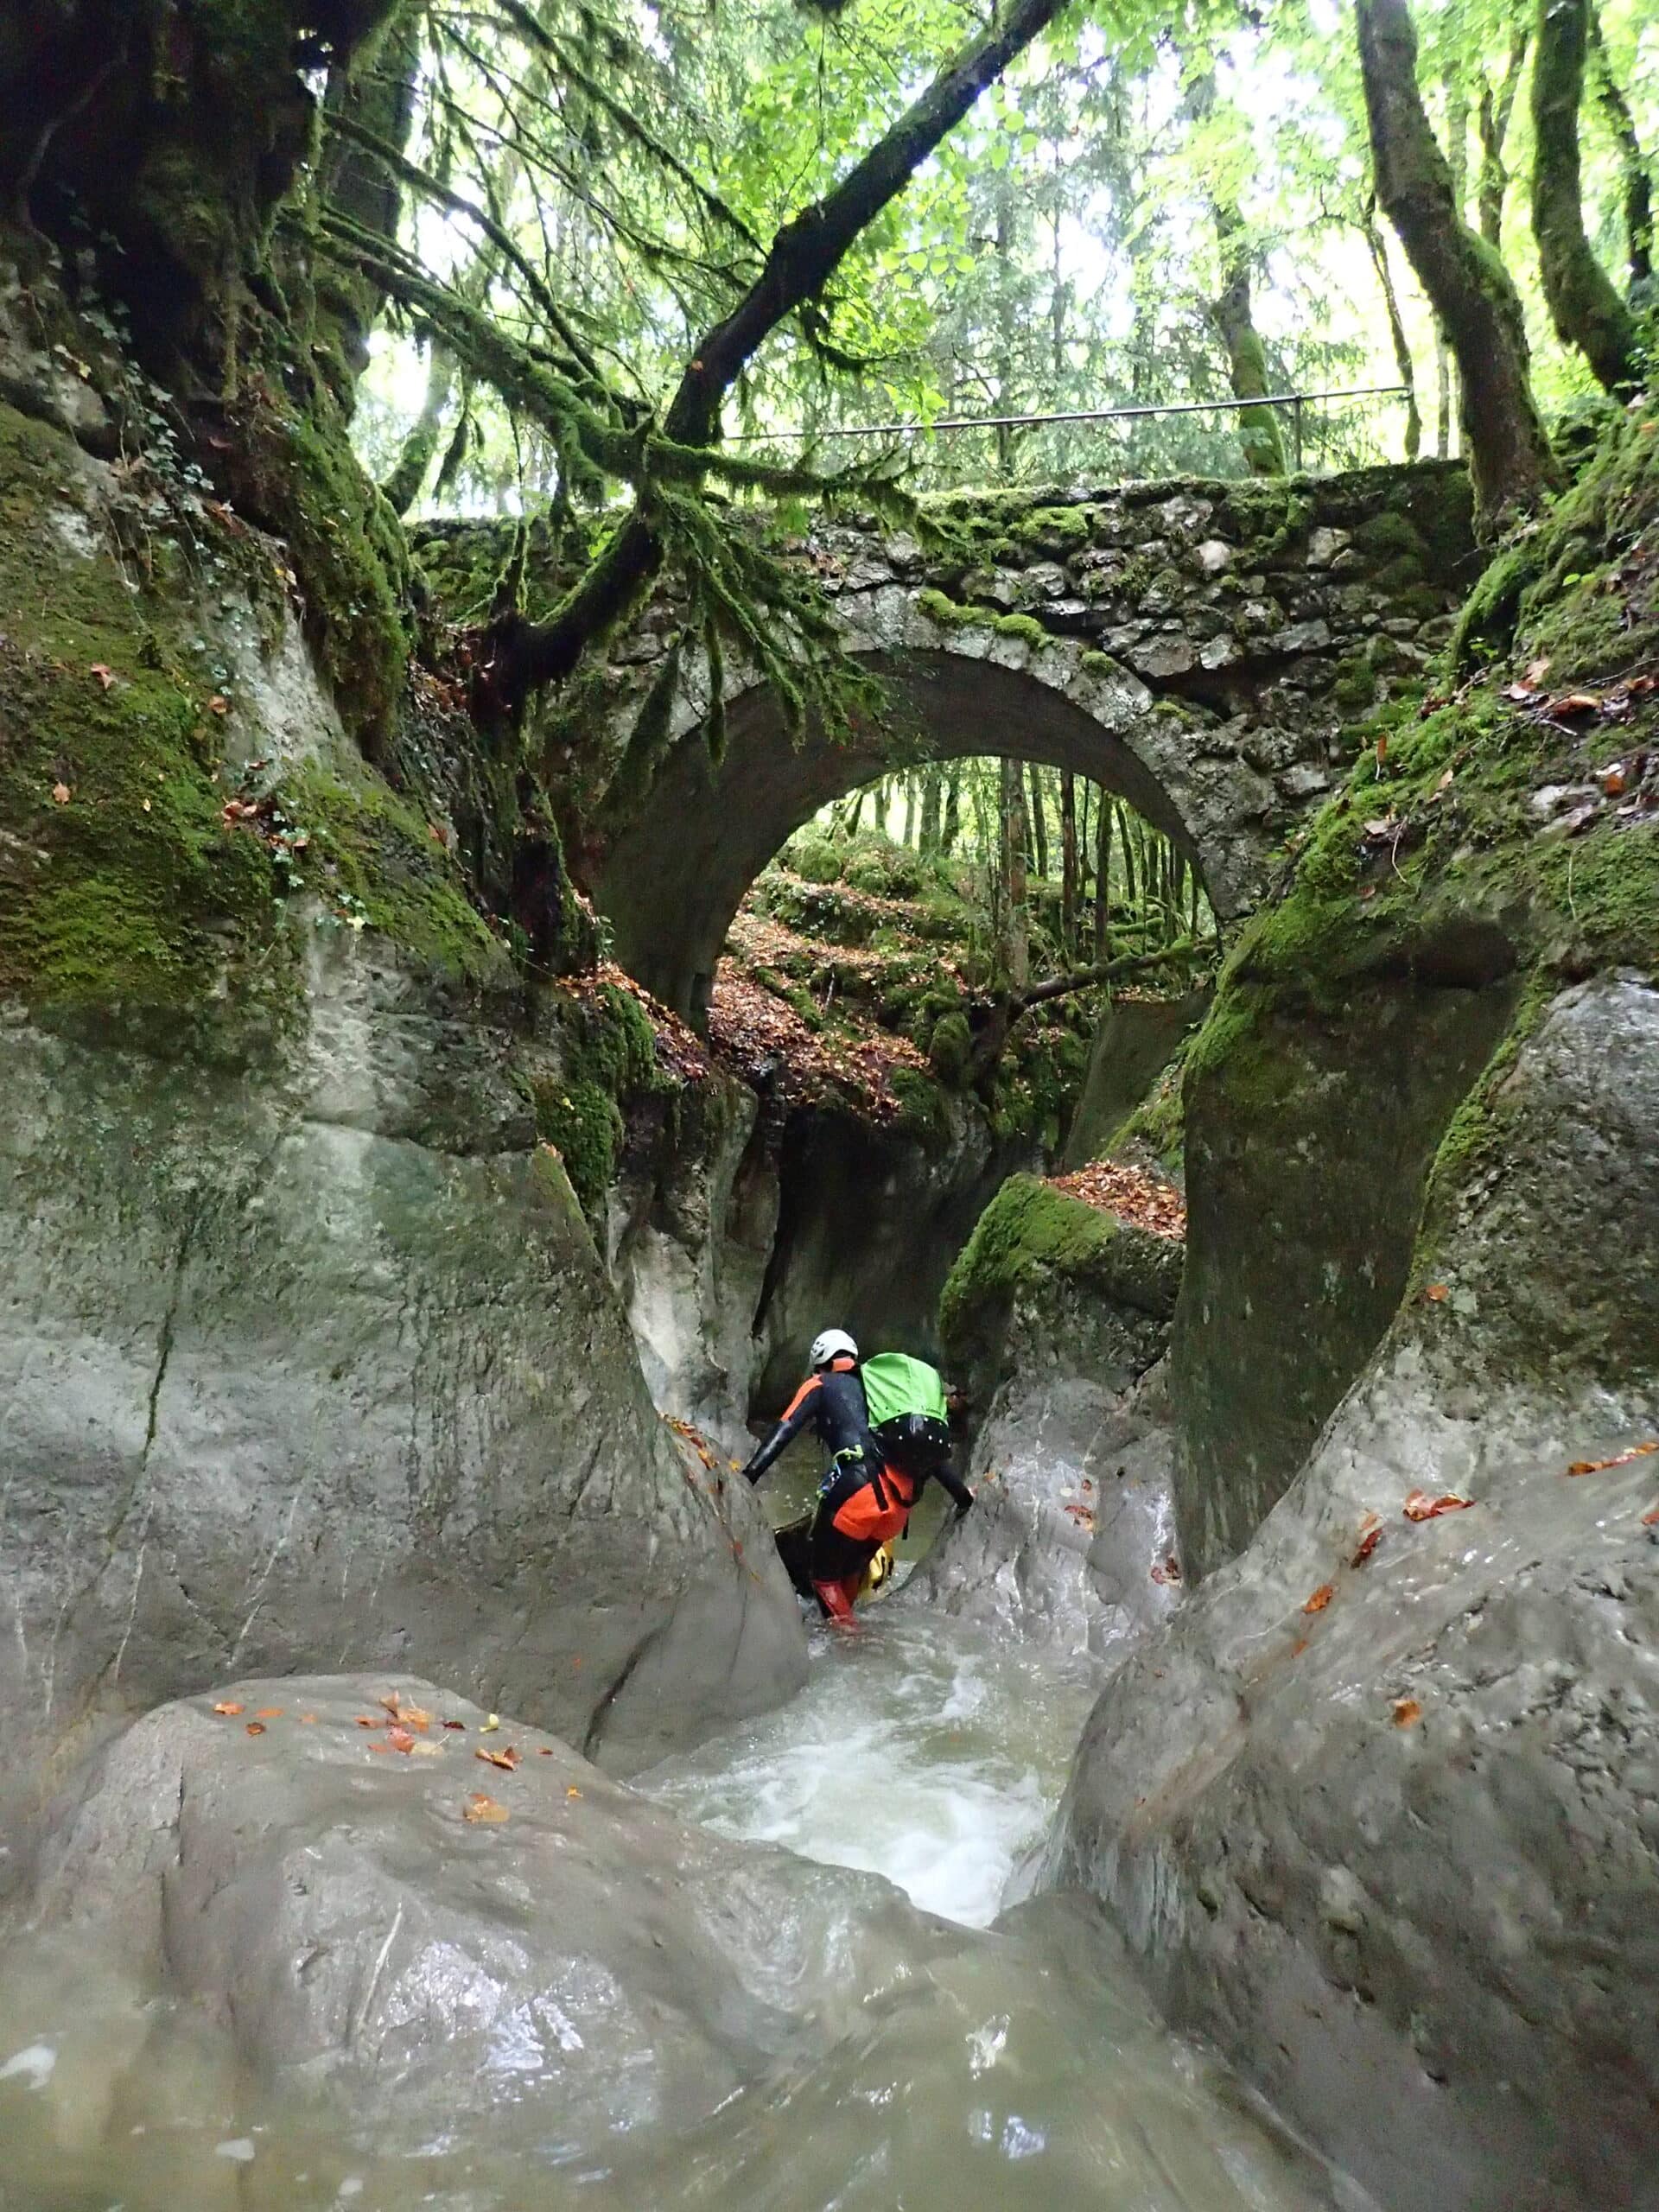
left=1049, top=977, right=1659, bottom=2212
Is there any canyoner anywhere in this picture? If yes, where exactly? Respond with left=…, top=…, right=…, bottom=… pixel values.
left=748, top=1334, right=974, bottom=1621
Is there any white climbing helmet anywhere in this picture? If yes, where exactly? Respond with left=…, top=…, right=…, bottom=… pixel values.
left=810, top=1327, right=859, bottom=1370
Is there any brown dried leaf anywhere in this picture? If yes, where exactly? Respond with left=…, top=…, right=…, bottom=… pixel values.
left=1351, top=1515, right=1384, bottom=1568
left=1402, top=1489, right=1475, bottom=1520
left=1546, top=692, right=1602, bottom=717
left=442, top=1719, right=467, bottom=1731
left=213, top=1700, right=244, bottom=1717
left=386, top=1726, right=416, bottom=1754
left=463, top=1793, right=509, bottom=1824
left=566, top=1786, right=582, bottom=1800
left=1566, top=1440, right=1658, bottom=1476
left=1423, top=1283, right=1449, bottom=1304
left=245, top=1722, right=266, bottom=1737
left=353, top=1715, right=385, bottom=1728
left=1392, top=1698, right=1422, bottom=1727
left=254, top=1707, right=283, bottom=1719
left=1303, top=1583, right=1336, bottom=1615
left=475, top=1745, right=522, bottom=1773
left=89, top=663, right=114, bottom=690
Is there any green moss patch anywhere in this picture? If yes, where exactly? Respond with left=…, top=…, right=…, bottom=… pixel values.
left=0, top=403, right=289, bottom=1033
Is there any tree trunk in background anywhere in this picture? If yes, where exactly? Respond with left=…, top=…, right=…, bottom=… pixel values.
left=1365, top=213, right=1422, bottom=460
left=902, top=774, right=918, bottom=848
left=993, top=181, right=1019, bottom=482
left=1477, top=28, right=1529, bottom=248
left=1186, top=74, right=1286, bottom=477
left=382, top=334, right=455, bottom=515
left=842, top=788, right=866, bottom=837
left=1094, top=795, right=1114, bottom=961
left=998, top=759, right=1030, bottom=989
left=1588, top=15, right=1654, bottom=296
left=1027, top=764, right=1049, bottom=880
left=1357, top=0, right=1558, bottom=525
left=941, top=765, right=963, bottom=855
left=1059, top=770, right=1078, bottom=959
left=1434, top=327, right=1451, bottom=457
left=919, top=769, right=943, bottom=856
left=1532, top=0, right=1640, bottom=392
left=1212, top=219, right=1287, bottom=475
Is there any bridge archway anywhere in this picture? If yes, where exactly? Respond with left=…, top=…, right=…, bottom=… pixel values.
left=592, top=462, right=1475, bottom=1018
left=599, top=622, right=1269, bottom=1021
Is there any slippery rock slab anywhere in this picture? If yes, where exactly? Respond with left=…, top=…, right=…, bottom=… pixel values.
left=1048, top=977, right=1659, bottom=2212
left=19, top=1675, right=956, bottom=2170
left=913, top=1179, right=1183, bottom=1657
left=0, top=964, right=805, bottom=1869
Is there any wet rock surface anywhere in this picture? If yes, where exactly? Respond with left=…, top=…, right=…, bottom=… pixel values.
left=20, top=1674, right=947, bottom=2164
left=0, top=955, right=805, bottom=1871
left=915, top=1177, right=1184, bottom=1656
left=1049, top=977, right=1659, bottom=2212
left=0, top=1667, right=1349, bottom=2212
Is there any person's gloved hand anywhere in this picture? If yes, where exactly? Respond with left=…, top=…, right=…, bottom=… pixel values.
left=956, top=1490, right=975, bottom=1520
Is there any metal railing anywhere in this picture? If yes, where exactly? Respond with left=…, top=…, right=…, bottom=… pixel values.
left=732, top=385, right=1414, bottom=482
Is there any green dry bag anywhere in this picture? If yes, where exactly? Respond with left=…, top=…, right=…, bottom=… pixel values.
left=858, top=1352, right=948, bottom=1429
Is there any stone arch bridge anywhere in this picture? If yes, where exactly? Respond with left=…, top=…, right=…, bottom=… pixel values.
left=585, top=461, right=1475, bottom=1020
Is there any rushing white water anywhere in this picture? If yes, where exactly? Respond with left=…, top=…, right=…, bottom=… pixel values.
left=639, top=1608, right=1099, bottom=1927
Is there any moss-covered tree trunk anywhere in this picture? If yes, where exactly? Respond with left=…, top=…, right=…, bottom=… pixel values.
left=1357, top=0, right=1558, bottom=526
left=1060, top=769, right=1079, bottom=960
left=1477, top=28, right=1529, bottom=248
left=1588, top=15, right=1654, bottom=297
left=1531, top=0, right=1640, bottom=393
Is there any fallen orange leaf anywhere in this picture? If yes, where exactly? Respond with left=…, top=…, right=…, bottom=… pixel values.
left=1290, top=1637, right=1310, bottom=1657
left=1392, top=1698, right=1422, bottom=1727
left=476, top=1745, right=522, bottom=1773
left=537, top=1746, right=553, bottom=1756
left=1566, top=1440, right=1658, bottom=1477
left=442, top=1719, right=467, bottom=1731
left=1303, top=1583, right=1336, bottom=1615
left=566, top=1786, right=582, bottom=1800
left=213, top=1700, right=244, bottom=1717
left=1546, top=691, right=1601, bottom=716
left=245, top=1722, right=266, bottom=1737
left=387, top=1726, right=416, bottom=1754
left=1643, top=1505, right=1659, bottom=1527
left=1423, top=1283, right=1449, bottom=1304
left=1402, top=1490, right=1474, bottom=1521
left=254, top=1707, right=283, bottom=1719
left=298, top=1713, right=318, bottom=1724
left=463, top=1793, right=509, bottom=1824
left=1351, top=1516, right=1384, bottom=1568
left=353, top=1715, right=384, bottom=1728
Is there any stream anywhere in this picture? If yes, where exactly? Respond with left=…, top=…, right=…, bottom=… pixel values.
left=0, top=1601, right=1363, bottom=2212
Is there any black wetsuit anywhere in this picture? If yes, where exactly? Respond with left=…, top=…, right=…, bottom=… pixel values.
left=746, top=1362, right=974, bottom=1606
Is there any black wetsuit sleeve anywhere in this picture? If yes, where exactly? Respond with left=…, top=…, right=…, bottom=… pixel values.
left=934, top=1464, right=976, bottom=1516
left=744, top=1380, right=819, bottom=1484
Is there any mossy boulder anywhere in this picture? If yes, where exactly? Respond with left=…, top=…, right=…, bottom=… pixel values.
left=940, top=1173, right=1181, bottom=1382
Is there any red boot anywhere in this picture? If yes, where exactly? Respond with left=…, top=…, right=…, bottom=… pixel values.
left=811, top=1574, right=861, bottom=1624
